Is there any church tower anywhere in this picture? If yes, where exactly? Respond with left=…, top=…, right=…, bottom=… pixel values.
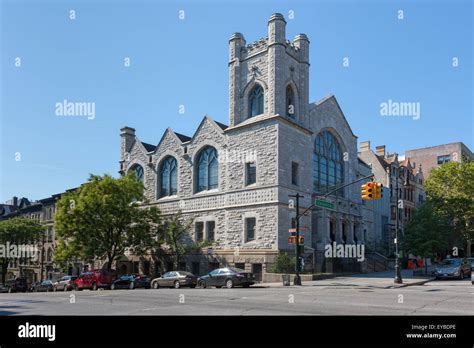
left=228, top=13, right=310, bottom=127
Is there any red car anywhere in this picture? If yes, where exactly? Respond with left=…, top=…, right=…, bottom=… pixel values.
left=72, top=269, right=117, bottom=290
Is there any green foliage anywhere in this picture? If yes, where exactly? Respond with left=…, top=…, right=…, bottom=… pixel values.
left=159, top=211, right=214, bottom=269
left=270, top=252, right=296, bottom=274
left=425, top=160, right=474, bottom=256
left=0, top=217, right=44, bottom=283
left=54, top=172, right=157, bottom=270
left=403, top=201, right=451, bottom=258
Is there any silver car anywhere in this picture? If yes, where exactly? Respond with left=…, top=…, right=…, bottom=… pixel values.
left=53, top=275, right=78, bottom=292
left=433, top=258, right=471, bottom=280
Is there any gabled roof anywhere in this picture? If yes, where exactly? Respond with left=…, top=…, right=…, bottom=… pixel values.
left=311, top=95, right=356, bottom=138
left=174, top=132, right=191, bottom=142
left=189, top=115, right=226, bottom=142
left=141, top=142, right=156, bottom=152
left=214, top=120, right=228, bottom=130
left=358, top=157, right=371, bottom=168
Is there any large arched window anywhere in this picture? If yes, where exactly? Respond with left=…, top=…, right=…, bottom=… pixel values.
left=159, top=156, right=178, bottom=197
left=129, top=164, right=144, bottom=183
left=249, top=85, right=264, bottom=117
left=286, top=85, right=295, bottom=118
left=313, top=131, right=344, bottom=196
left=196, top=146, right=218, bottom=192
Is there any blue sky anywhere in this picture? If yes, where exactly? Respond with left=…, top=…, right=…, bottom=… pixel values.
left=1, top=0, right=472, bottom=201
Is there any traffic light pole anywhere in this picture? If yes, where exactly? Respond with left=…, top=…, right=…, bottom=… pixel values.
left=297, top=174, right=375, bottom=219
left=289, top=193, right=303, bottom=286
left=289, top=174, right=374, bottom=286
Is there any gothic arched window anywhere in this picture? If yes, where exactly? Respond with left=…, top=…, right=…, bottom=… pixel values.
left=47, top=248, right=53, bottom=262
left=129, top=164, right=144, bottom=183
left=286, top=85, right=295, bottom=118
left=249, top=85, right=264, bottom=117
left=159, top=156, right=178, bottom=197
left=196, top=146, right=218, bottom=192
left=313, top=131, right=344, bottom=196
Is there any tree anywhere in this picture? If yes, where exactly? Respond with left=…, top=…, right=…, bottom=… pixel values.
left=151, top=211, right=214, bottom=271
left=425, top=161, right=474, bottom=257
left=54, top=173, right=161, bottom=270
left=0, top=217, right=44, bottom=284
left=270, top=252, right=296, bottom=274
left=403, top=202, right=451, bottom=273
left=162, top=212, right=191, bottom=270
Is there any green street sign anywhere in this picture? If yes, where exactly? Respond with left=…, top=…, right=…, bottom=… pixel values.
left=315, top=199, right=335, bottom=210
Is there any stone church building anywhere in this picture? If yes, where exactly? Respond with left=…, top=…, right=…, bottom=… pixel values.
left=119, top=13, right=372, bottom=278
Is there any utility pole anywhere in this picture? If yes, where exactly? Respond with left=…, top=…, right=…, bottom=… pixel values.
left=394, top=168, right=403, bottom=284
left=288, top=174, right=375, bottom=286
left=289, top=193, right=303, bottom=286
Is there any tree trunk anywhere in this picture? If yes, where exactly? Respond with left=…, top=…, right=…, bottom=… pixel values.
left=106, top=258, right=113, bottom=271
left=466, top=221, right=472, bottom=258
left=1, top=259, right=8, bottom=284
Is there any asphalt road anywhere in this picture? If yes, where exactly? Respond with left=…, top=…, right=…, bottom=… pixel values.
left=0, top=279, right=472, bottom=316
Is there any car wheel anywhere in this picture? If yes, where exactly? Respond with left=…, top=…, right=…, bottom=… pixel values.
left=190, top=285, right=196, bottom=289
left=92, top=283, right=98, bottom=291
left=110, top=283, right=116, bottom=290
left=459, top=271, right=464, bottom=280
left=174, top=281, right=180, bottom=289
left=225, top=279, right=233, bottom=289
left=129, top=282, right=135, bottom=290
left=153, top=282, right=159, bottom=289
left=198, top=280, right=206, bottom=289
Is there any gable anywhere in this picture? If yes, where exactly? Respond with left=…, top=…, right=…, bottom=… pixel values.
left=309, top=95, right=357, bottom=139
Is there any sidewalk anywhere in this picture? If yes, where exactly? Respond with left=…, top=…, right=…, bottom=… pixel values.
left=261, top=267, right=436, bottom=289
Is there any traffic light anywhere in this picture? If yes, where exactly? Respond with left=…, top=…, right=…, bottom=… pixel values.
left=361, top=181, right=374, bottom=200
left=374, top=182, right=383, bottom=199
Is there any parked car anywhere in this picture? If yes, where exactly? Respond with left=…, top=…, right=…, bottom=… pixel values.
left=29, top=281, right=41, bottom=292
left=73, top=269, right=117, bottom=290
left=468, top=258, right=474, bottom=285
left=4, top=278, right=28, bottom=293
left=110, top=274, right=151, bottom=290
left=197, top=267, right=255, bottom=289
left=34, top=280, right=54, bottom=292
left=433, top=258, right=472, bottom=280
left=0, top=283, right=9, bottom=293
left=151, top=271, right=198, bottom=289
left=53, top=276, right=78, bottom=292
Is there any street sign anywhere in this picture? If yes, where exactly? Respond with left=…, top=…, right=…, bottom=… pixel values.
left=315, top=199, right=335, bottom=210
left=288, top=236, right=304, bottom=244
left=289, top=226, right=308, bottom=233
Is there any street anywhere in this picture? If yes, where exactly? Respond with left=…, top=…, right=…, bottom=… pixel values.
left=0, top=278, right=472, bottom=316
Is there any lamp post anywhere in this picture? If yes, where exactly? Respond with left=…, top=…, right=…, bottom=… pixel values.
left=394, top=165, right=408, bottom=284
